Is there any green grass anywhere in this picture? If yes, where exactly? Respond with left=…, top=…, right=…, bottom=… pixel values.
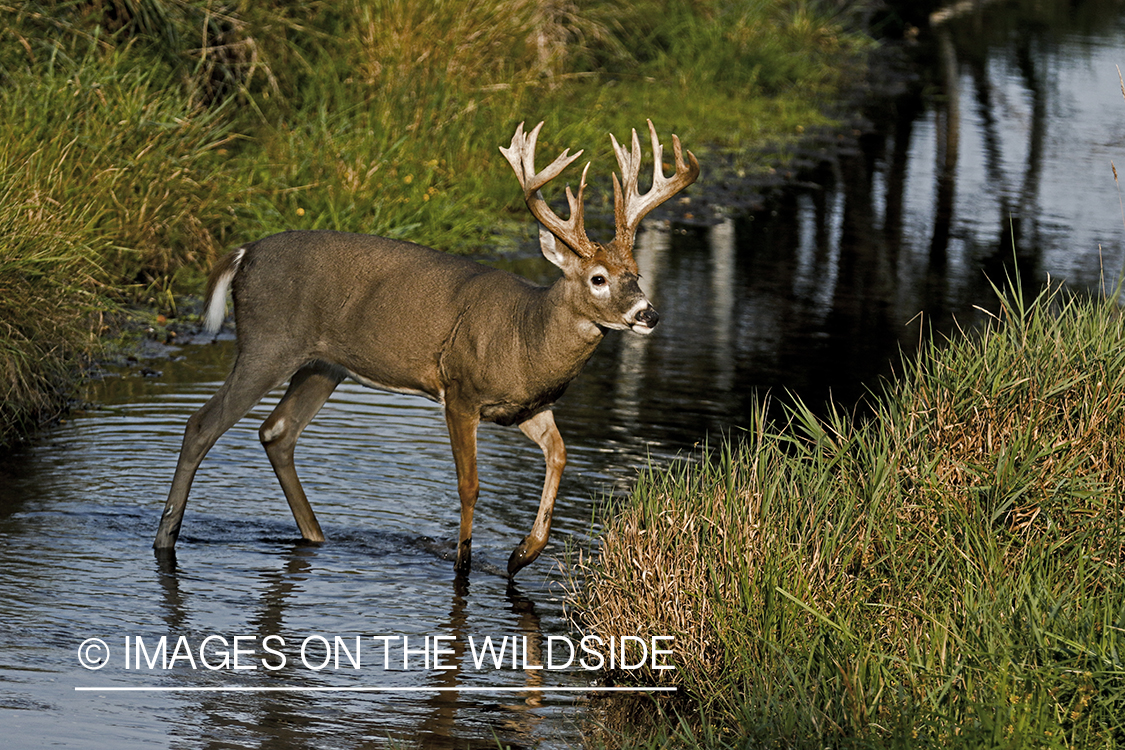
left=0, top=0, right=869, bottom=446
left=572, top=278, right=1125, bottom=748
left=0, top=49, right=244, bottom=440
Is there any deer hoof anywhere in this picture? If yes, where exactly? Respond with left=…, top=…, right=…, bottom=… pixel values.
left=507, top=536, right=541, bottom=578
left=455, top=538, right=472, bottom=575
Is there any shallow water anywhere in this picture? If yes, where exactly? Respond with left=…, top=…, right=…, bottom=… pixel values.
left=5, top=1, right=1125, bottom=746
left=0, top=346, right=601, bottom=748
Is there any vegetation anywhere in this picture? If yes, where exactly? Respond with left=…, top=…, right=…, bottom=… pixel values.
left=0, top=0, right=871, bottom=446
left=573, top=278, right=1125, bottom=747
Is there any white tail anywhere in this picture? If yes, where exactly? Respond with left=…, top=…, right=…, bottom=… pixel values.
left=155, top=121, right=699, bottom=578
left=202, top=247, right=244, bottom=333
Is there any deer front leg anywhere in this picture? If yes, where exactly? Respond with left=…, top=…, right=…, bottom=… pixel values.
left=509, top=409, right=566, bottom=578
left=445, top=407, right=480, bottom=575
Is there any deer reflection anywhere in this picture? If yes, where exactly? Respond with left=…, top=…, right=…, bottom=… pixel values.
left=153, top=544, right=568, bottom=749
left=411, top=580, right=550, bottom=747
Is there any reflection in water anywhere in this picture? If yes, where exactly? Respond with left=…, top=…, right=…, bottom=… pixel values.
left=152, top=537, right=578, bottom=748
left=5, top=1, right=1125, bottom=746
left=610, top=0, right=1125, bottom=426
left=933, top=22, right=961, bottom=262
left=709, top=218, right=737, bottom=393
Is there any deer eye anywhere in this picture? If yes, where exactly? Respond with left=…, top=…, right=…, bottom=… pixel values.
left=590, top=274, right=607, bottom=286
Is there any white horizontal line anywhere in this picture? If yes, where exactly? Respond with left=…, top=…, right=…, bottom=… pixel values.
left=76, top=685, right=676, bottom=693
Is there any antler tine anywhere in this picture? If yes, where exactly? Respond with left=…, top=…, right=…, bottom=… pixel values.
left=611, top=119, right=701, bottom=253
left=500, top=121, right=598, bottom=258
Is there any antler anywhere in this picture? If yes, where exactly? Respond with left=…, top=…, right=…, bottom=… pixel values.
left=500, top=121, right=599, bottom=258
left=611, top=119, right=700, bottom=252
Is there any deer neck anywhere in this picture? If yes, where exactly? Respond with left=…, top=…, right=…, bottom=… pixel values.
left=525, top=277, right=604, bottom=372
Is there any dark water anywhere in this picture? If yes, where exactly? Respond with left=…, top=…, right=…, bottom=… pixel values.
left=5, top=1, right=1125, bottom=746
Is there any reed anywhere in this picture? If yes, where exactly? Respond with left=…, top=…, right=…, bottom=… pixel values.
left=573, top=278, right=1125, bottom=748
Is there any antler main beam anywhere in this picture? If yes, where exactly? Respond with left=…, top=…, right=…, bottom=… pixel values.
left=500, top=122, right=599, bottom=258
left=611, top=119, right=700, bottom=251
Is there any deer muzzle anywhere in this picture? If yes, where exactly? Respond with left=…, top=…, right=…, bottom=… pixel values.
left=630, top=304, right=660, bottom=334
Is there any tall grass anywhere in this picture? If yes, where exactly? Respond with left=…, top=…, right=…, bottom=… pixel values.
left=0, top=145, right=102, bottom=438
left=573, top=280, right=1125, bottom=748
left=0, top=1, right=870, bottom=440
left=0, top=47, right=243, bottom=444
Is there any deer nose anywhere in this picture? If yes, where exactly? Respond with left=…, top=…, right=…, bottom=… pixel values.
left=635, top=306, right=659, bottom=329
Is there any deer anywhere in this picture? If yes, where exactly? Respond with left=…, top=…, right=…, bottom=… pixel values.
left=153, top=120, right=699, bottom=578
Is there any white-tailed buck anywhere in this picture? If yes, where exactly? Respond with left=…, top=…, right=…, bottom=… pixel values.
left=154, top=120, right=699, bottom=577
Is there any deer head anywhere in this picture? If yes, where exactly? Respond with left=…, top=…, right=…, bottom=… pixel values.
left=499, top=120, right=700, bottom=336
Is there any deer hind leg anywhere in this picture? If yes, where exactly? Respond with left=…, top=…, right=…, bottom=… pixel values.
left=259, top=362, right=345, bottom=542
left=508, top=409, right=566, bottom=578
left=444, top=407, right=480, bottom=575
left=155, top=353, right=293, bottom=549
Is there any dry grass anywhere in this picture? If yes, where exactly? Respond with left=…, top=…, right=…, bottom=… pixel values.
left=351, top=0, right=625, bottom=90
left=573, top=279, right=1125, bottom=747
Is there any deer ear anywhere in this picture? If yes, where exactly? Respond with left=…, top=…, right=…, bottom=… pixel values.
left=538, top=224, right=578, bottom=271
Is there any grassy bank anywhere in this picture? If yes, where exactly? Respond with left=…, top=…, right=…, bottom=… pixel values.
left=573, top=279, right=1125, bottom=748
left=0, top=50, right=242, bottom=440
left=0, top=0, right=871, bottom=447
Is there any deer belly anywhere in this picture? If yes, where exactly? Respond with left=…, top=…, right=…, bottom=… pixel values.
left=346, top=369, right=445, bottom=405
